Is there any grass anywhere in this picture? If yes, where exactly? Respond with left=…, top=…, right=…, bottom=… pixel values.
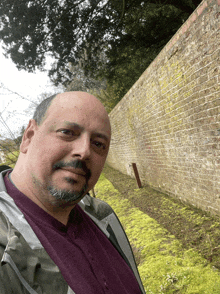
left=94, top=165, right=220, bottom=293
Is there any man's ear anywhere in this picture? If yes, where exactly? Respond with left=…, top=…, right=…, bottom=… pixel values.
left=20, top=119, right=38, bottom=153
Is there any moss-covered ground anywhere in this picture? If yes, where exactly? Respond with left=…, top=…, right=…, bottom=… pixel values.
left=95, top=165, right=220, bottom=293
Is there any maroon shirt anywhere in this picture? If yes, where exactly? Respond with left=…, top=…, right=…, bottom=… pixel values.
left=4, top=172, right=142, bottom=294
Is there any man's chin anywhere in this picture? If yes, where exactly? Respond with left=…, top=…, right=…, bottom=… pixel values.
left=47, top=183, right=88, bottom=204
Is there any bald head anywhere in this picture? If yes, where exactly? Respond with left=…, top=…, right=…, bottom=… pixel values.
left=33, top=92, right=110, bottom=130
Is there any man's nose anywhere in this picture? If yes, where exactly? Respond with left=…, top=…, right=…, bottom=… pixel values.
left=71, top=134, right=91, bottom=160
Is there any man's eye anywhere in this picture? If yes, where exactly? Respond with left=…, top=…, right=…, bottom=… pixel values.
left=93, top=141, right=106, bottom=150
left=58, top=129, right=76, bottom=136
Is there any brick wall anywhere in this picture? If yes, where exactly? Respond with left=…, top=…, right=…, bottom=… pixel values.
left=107, top=0, right=220, bottom=215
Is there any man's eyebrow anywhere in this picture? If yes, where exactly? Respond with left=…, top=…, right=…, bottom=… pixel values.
left=63, top=121, right=84, bottom=130
left=93, top=133, right=110, bottom=142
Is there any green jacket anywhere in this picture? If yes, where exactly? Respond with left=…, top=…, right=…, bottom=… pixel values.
left=0, top=170, right=145, bottom=294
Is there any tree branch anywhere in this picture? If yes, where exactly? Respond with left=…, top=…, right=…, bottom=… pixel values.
left=0, top=83, right=38, bottom=106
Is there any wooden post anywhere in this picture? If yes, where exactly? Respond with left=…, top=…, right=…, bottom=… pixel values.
left=132, top=163, right=142, bottom=188
left=91, top=187, right=96, bottom=197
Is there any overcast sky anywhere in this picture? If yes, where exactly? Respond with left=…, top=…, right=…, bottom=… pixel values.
left=0, top=45, right=62, bottom=138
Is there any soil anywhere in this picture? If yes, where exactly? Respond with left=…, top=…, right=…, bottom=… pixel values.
left=102, top=164, right=220, bottom=269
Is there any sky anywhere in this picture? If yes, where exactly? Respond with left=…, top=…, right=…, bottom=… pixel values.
left=0, top=45, right=62, bottom=139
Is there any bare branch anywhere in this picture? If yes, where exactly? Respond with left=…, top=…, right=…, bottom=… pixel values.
left=0, top=83, right=38, bottom=106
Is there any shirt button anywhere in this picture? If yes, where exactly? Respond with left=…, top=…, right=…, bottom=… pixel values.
left=103, top=279, right=109, bottom=289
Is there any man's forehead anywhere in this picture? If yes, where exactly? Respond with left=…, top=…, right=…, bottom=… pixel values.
left=52, top=92, right=100, bottom=106
left=43, top=92, right=111, bottom=136
left=49, top=93, right=107, bottom=115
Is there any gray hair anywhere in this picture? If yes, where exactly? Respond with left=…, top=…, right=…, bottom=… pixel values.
left=33, top=94, right=58, bottom=125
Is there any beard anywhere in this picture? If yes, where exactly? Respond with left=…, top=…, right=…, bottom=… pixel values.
left=47, top=159, right=91, bottom=203
left=47, top=180, right=88, bottom=203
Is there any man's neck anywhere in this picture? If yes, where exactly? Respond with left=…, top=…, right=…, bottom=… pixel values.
left=10, top=170, right=75, bottom=225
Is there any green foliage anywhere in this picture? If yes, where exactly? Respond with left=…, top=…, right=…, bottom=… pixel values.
left=0, top=124, right=25, bottom=167
left=4, top=150, right=19, bottom=168
left=90, top=85, right=121, bottom=113
left=102, top=2, right=190, bottom=99
left=0, top=0, right=202, bottom=106
left=0, top=137, right=19, bottom=167
left=95, top=173, right=220, bottom=293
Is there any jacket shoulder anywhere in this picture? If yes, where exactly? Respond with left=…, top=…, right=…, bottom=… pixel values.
left=79, top=194, right=114, bottom=221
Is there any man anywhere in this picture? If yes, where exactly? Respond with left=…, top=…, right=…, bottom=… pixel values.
left=0, top=92, right=145, bottom=293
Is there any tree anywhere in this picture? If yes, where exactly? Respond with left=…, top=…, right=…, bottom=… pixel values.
left=65, top=63, right=106, bottom=93
left=0, top=0, right=202, bottom=104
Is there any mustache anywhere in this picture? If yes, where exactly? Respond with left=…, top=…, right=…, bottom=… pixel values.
left=53, top=160, right=91, bottom=180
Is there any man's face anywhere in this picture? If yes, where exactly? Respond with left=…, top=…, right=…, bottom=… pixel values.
left=23, top=93, right=111, bottom=205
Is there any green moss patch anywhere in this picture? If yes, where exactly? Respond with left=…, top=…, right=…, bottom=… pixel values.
left=95, top=170, right=220, bottom=293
